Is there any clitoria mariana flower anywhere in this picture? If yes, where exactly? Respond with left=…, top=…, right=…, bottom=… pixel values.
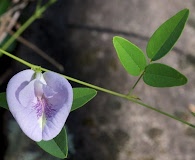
left=6, top=69, right=73, bottom=142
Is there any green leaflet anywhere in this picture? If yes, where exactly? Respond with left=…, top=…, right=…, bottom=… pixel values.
left=147, top=9, right=189, bottom=61
left=37, top=127, right=68, bottom=159
left=0, top=0, right=11, bottom=16
left=113, top=36, right=147, bottom=76
left=0, top=92, right=8, bottom=110
left=143, top=63, right=187, bottom=87
left=71, top=87, right=97, bottom=112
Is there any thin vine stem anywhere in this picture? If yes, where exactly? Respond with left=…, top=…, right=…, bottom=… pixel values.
left=129, top=60, right=152, bottom=95
left=42, top=68, right=129, bottom=99
left=0, top=49, right=194, bottom=128
left=0, top=49, right=33, bottom=68
left=128, top=71, right=144, bottom=95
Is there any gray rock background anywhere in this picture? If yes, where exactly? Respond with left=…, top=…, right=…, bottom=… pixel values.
left=3, top=0, right=195, bottom=160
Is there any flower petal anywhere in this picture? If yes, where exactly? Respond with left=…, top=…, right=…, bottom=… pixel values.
left=18, top=79, right=36, bottom=107
left=34, top=80, right=44, bottom=99
left=42, top=84, right=56, bottom=98
left=6, top=70, right=43, bottom=141
left=42, top=71, right=73, bottom=140
left=6, top=69, right=35, bottom=116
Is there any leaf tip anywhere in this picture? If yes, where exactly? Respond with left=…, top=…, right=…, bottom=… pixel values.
left=113, top=36, right=121, bottom=44
left=183, top=8, right=189, bottom=13
left=182, top=75, right=188, bottom=85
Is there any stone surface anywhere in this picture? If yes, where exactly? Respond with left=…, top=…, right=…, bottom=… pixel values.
left=4, top=0, right=195, bottom=160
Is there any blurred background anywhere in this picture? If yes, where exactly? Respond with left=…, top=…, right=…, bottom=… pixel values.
left=1, top=0, right=195, bottom=159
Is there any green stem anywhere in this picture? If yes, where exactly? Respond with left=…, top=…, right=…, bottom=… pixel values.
left=1, top=0, right=57, bottom=51
left=36, top=0, right=43, bottom=11
left=0, top=49, right=194, bottom=128
left=0, top=49, right=33, bottom=68
left=129, top=98, right=195, bottom=128
left=128, top=71, right=144, bottom=95
left=42, top=68, right=128, bottom=99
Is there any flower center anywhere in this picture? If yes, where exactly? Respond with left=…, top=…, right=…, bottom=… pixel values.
left=34, top=96, right=56, bottom=119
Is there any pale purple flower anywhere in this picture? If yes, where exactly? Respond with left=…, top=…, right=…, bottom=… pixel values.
left=6, top=69, right=73, bottom=142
